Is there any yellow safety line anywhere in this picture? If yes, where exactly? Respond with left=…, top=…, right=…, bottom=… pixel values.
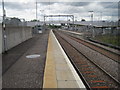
left=43, top=30, right=57, bottom=88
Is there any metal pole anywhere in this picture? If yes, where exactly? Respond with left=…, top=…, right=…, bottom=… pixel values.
left=2, top=0, right=7, bottom=53
left=73, top=16, right=74, bottom=31
left=91, top=12, right=95, bottom=37
left=40, top=10, right=44, bottom=21
left=36, top=0, right=37, bottom=20
left=43, top=13, right=45, bottom=31
left=89, top=11, right=94, bottom=38
left=101, top=12, right=102, bottom=21
left=67, top=15, right=68, bottom=29
left=44, top=16, right=45, bottom=25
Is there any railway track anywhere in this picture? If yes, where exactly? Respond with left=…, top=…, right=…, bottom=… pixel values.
left=62, top=31, right=120, bottom=63
left=54, top=30, right=120, bottom=89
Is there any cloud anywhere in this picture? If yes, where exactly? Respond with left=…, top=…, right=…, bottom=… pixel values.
left=99, top=2, right=118, bottom=9
left=63, top=2, right=91, bottom=6
left=4, top=2, right=35, bottom=10
left=1, top=1, right=118, bottom=21
left=38, top=2, right=56, bottom=5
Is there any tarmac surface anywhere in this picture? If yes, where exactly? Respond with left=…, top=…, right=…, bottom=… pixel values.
left=2, top=30, right=49, bottom=88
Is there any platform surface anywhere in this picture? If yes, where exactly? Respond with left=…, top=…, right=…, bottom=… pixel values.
left=2, top=31, right=49, bottom=88
left=43, top=30, right=86, bottom=88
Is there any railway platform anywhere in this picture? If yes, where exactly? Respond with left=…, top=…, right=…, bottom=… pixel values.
left=2, top=30, right=86, bottom=89
left=43, top=30, right=86, bottom=88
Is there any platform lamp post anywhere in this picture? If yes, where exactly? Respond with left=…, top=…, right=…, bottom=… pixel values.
left=2, top=0, right=7, bottom=53
left=40, top=10, right=45, bottom=30
left=72, top=15, right=74, bottom=31
left=89, top=11, right=95, bottom=38
left=36, top=0, right=37, bottom=20
left=35, top=0, right=38, bottom=26
left=101, top=12, right=102, bottom=22
left=40, top=10, right=45, bottom=25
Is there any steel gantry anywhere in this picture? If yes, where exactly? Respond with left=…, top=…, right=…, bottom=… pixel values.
left=43, top=15, right=74, bottom=25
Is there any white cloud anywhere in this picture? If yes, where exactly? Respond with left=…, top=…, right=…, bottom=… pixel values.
left=3, top=0, right=120, bottom=2
left=0, top=1, right=118, bottom=21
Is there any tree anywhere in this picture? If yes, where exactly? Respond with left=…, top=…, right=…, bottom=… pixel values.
left=31, top=19, right=39, bottom=22
left=81, top=19, right=86, bottom=21
left=11, top=17, right=21, bottom=22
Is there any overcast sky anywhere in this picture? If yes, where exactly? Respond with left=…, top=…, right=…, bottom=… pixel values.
left=0, top=0, right=119, bottom=21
